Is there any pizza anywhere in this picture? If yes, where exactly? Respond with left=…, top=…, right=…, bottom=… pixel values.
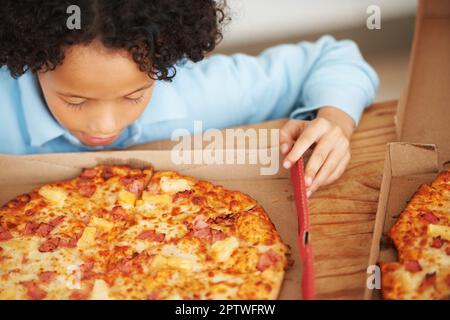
left=0, top=165, right=290, bottom=300
left=381, top=169, right=450, bottom=300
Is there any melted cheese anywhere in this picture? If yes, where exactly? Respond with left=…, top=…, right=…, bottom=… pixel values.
left=159, top=177, right=191, bottom=193
left=427, top=224, right=450, bottom=241
left=210, top=237, right=239, bottom=262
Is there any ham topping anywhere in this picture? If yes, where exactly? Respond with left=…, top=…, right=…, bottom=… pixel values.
left=404, top=259, right=422, bottom=272
left=257, top=249, right=279, bottom=272
left=21, top=281, right=47, bottom=300
left=137, top=230, right=165, bottom=242
left=80, top=168, right=97, bottom=179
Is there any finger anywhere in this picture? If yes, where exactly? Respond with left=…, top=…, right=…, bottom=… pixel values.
left=283, top=120, right=329, bottom=169
left=324, top=151, right=351, bottom=186
left=279, top=120, right=305, bottom=155
left=308, top=145, right=347, bottom=193
left=303, top=128, right=342, bottom=183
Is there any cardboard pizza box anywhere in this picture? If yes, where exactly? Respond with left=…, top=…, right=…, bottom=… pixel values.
left=0, top=146, right=312, bottom=300
left=365, top=0, right=450, bottom=299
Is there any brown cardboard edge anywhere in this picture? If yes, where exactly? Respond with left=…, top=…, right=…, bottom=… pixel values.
left=364, top=143, right=393, bottom=300
left=364, top=142, right=439, bottom=300
left=395, top=0, right=450, bottom=168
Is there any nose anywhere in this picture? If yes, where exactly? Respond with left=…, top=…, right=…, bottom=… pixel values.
left=87, top=103, right=120, bottom=136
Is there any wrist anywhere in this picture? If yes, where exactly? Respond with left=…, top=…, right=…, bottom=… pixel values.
left=317, top=106, right=355, bottom=139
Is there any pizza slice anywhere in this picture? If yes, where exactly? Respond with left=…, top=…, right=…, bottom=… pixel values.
left=381, top=170, right=450, bottom=300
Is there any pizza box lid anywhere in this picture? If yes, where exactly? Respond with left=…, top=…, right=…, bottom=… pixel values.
left=0, top=147, right=314, bottom=300
left=365, top=0, right=450, bottom=299
left=395, top=0, right=450, bottom=169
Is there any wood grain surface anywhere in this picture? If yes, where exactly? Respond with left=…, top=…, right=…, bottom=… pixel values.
left=310, top=101, right=397, bottom=299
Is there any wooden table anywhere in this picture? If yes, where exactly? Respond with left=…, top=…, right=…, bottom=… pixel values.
left=133, top=100, right=398, bottom=299
left=310, top=101, right=397, bottom=299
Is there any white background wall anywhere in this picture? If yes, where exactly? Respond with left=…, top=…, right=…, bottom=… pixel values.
left=220, top=0, right=417, bottom=49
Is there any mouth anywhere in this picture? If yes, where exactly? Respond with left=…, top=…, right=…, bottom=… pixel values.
left=80, top=133, right=119, bottom=146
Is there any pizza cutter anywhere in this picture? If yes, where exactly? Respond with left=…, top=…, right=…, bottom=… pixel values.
left=290, top=158, right=315, bottom=300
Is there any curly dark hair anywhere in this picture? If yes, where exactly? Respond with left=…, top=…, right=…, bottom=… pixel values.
left=0, top=0, right=228, bottom=80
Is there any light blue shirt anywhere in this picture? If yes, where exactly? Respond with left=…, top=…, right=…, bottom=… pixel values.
left=0, top=36, right=378, bottom=155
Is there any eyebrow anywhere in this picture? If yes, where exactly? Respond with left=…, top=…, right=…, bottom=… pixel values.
left=56, top=84, right=154, bottom=99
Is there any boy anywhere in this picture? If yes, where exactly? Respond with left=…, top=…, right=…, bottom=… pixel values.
left=0, top=0, right=378, bottom=197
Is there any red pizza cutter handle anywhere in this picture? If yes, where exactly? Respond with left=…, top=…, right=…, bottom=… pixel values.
left=290, top=158, right=315, bottom=300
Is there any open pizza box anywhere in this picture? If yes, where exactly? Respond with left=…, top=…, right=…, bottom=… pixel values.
left=0, top=128, right=315, bottom=299
left=364, top=0, right=450, bottom=299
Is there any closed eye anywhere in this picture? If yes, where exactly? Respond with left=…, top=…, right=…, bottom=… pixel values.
left=65, top=101, right=86, bottom=110
left=125, top=95, right=145, bottom=105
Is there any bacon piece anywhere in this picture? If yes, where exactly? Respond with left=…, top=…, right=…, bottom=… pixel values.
left=21, top=281, right=47, bottom=300
left=80, top=168, right=97, bottom=179
left=404, top=259, right=422, bottom=272
left=257, top=250, right=279, bottom=272
left=173, top=190, right=194, bottom=204
left=101, top=166, right=114, bottom=180
left=69, top=291, right=90, bottom=300
left=431, top=237, right=444, bottom=248
left=39, top=271, right=57, bottom=283
left=49, top=216, right=65, bottom=227
left=420, top=272, right=436, bottom=290
left=80, top=259, right=95, bottom=280
left=192, top=215, right=209, bottom=230
left=114, top=257, right=133, bottom=275
left=446, top=247, right=450, bottom=256
left=38, top=238, right=60, bottom=253
left=23, top=222, right=39, bottom=235
left=35, top=223, right=54, bottom=237
left=192, top=228, right=212, bottom=243
left=211, top=229, right=227, bottom=243
left=110, top=206, right=128, bottom=221
left=0, top=227, right=12, bottom=241
left=60, top=236, right=78, bottom=248
left=137, top=230, right=165, bottom=242
left=419, top=211, right=440, bottom=223
left=129, top=180, right=144, bottom=197
left=21, top=254, right=29, bottom=264
left=0, top=256, right=8, bottom=263
left=78, top=183, right=96, bottom=198
left=120, top=177, right=144, bottom=197
left=192, top=196, right=205, bottom=206
left=146, top=181, right=160, bottom=194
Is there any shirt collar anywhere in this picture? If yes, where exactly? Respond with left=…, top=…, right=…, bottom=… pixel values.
left=18, top=72, right=66, bottom=147
left=18, top=71, right=188, bottom=148
left=137, top=79, right=188, bottom=126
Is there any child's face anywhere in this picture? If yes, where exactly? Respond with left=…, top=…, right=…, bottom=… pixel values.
left=37, top=40, right=155, bottom=147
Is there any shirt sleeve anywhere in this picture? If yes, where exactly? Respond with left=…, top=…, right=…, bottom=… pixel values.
left=174, top=35, right=379, bottom=128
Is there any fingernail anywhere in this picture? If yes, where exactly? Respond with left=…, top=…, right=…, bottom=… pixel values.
left=306, top=190, right=312, bottom=199
left=280, top=143, right=289, bottom=154
left=305, top=176, right=312, bottom=187
left=283, top=160, right=291, bottom=169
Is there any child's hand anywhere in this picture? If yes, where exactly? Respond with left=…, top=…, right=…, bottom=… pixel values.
left=279, top=107, right=355, bottom=198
